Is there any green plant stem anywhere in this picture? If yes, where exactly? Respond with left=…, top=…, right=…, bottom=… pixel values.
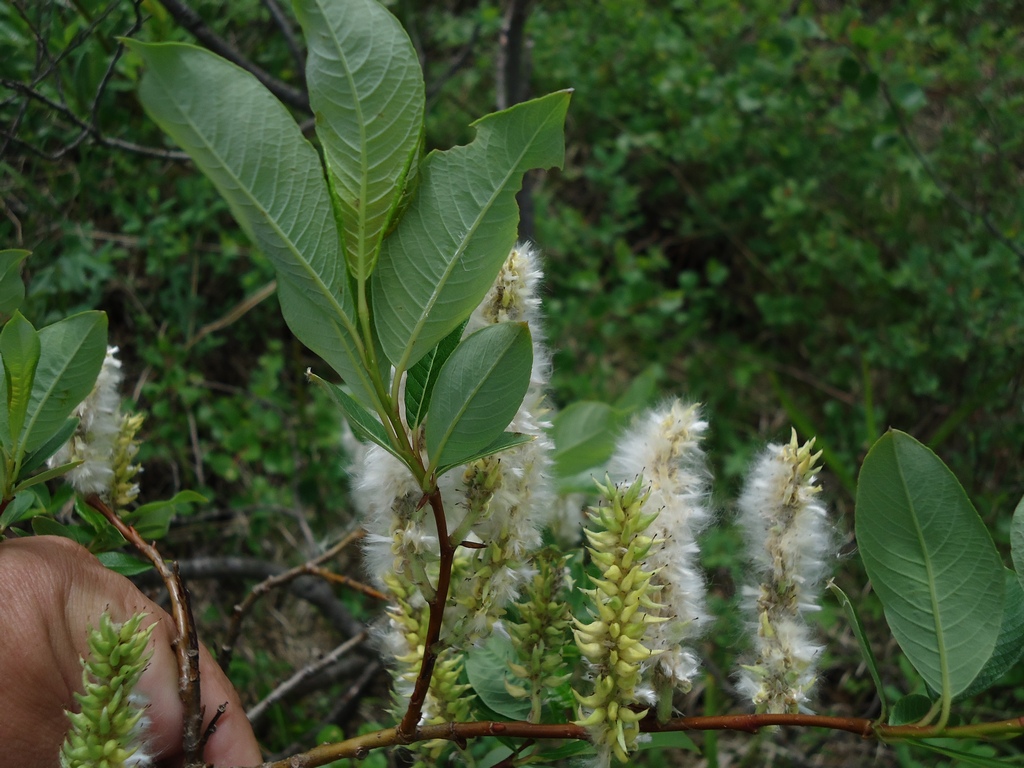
left=396, top=486, right=456, bottom=738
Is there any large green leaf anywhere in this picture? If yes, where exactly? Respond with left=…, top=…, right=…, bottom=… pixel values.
left=855, top=430, right=1003, bottom=699
left=425, top=322, right=532, bottom=471
left=1012, top=494, right=1024, bottom=597
left=953, top=570, right=1024, bottom=701
left=0, top=249, right=28, bottom=316
left=373, top=91, right=570, bottom=371
left=129, top=42, right=376, bottom=407
left=0, top=311, right=40, bottom=450
left=22, top=311, right=106, bottom=455
left=295, top=0, right=424, bottom=280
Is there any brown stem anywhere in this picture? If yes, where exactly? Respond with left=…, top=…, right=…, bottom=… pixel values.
left=250, top=710, right=1024, bottom=768
left=250, top=714, right=870, bottom=768
left=397, top=488, right=455, bottom=738
left=86, top=494, right=207, bottom=766
left=219, top=528, right=366, bottom=670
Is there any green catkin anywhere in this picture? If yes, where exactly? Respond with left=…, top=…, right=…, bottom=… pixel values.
left=61, top=612, right=155, bottom=768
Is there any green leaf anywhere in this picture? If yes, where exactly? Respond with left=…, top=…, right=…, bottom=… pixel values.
left=294, top=0, right=424, bottom=280
left=0, top=311, right=41, bottom=447
left=19, top=417, right=78, bottom=475
left=308, top=372, right=405, bottom=463
left=889, top=694, right=933, bottom=725
left=1012, top=495, right=1024, bottom=597
left=435, top=432, right=533, bottom=477
left=96, top=551, right=153, bottom=576
left=425, top=323, right=532, bottom=471
left=128, top=42, right=377, bottom=408
left=373, top=90, right=570, bottom=371
left=405, top=320, right=467, bottom=429
left=22, top=311, right=106, bottom=455
left=855, top=430, right=1004, bottom=699
left=612, top=363, right=663, bottom=415
left=0, top=249, right=28, bottom=315
left=828, top=580, right=888, bottom=719
left=14, top=460, right=82, bottom=493
left=32, top=516, right=92, bottom=545
left=118, top=490, right=205, bottom=540
left=954, top=570, right=1024, bottom=701
left=909, top=741, right=1014, bottom=768
left=464, top=632, right=532, bottom=721
left=0, top=490, right=40, bottom=530
left=549, top=401, right=619, bottom=478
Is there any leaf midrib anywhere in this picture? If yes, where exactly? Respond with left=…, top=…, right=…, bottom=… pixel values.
left=316, top=0, right=370, bottom=273
left=148, top=58, right=369, bottom=391
left=895, top=445, right=950, bottom=697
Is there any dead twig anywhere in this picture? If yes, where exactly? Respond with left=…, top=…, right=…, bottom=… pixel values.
left=219, top=529, right=367, bottom=671
left=246, top=630, right=368, bottom=726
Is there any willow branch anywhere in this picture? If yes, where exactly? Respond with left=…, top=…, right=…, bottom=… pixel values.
left=86, top=494, right=207, bottom=766
left=251, top=709, right=1024, bottom=768
left=397, top=488, right=455, bottom=738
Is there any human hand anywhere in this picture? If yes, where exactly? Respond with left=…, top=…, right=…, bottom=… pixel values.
left=0, top=535, right=262, bottom=767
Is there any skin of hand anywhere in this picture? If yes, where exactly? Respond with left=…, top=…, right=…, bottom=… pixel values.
left=0, top=535, right=263, bottom=768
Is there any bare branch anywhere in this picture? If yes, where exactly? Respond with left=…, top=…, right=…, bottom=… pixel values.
left=136, top=553, right=365, bottom=638
left=219, top=529, right=367, bottom=671
left=246, top=631, right=368, bottom=726
left=260, top=0, right=305, bottom=85
left=153, top=0, right=309, bottom=112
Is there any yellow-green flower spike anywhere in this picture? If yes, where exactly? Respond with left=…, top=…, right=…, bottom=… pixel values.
left=572, top=476, right=664, bottom=766
left=60, top=612, right=155, bottom=768
left=506, top=549, right=573, bottom=721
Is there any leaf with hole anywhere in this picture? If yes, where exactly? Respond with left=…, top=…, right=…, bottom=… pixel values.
left=373, top=91, right=570, bottom=372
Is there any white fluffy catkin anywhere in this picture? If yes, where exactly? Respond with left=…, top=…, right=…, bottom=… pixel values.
left=736, top=429, right=832, bottom=714
left=609, top=400, right=713, bottom=697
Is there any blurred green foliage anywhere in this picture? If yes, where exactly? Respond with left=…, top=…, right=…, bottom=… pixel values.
left=2, top=0, right=1023, bottom=764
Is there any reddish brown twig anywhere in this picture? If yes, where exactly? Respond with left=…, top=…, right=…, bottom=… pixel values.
left=86, top=494, right=207, bottom=767
left=304, top=566, right=388, bottom=601
left=397, top=488, right=456, bottom=739
left=219, top=528, right=365, bottom=670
